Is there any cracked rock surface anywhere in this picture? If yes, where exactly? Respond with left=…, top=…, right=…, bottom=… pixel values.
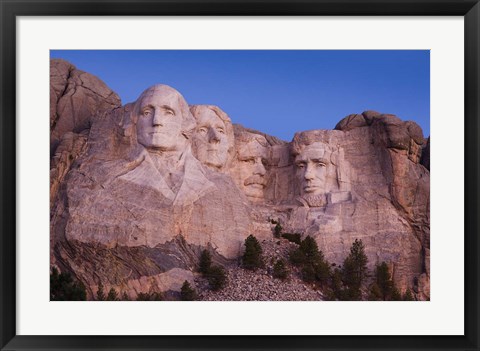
left=50, top=59, right=121, bottom=156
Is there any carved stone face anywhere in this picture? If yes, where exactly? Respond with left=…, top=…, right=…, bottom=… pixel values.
left=295, top=142, right=330, bottom=196
left=236, top=136, right=268, bottom=201
left=135, top=88, right=184, bottom=151
left=192, top=108, right=229, bottom=169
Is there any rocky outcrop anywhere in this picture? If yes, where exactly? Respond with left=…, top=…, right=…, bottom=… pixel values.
left=330, top=111, right=429, bottom=298
left=50, top=61, right=430, bottom=300
left=51, top=84, right=253, bottom=297
left=50, top=59, right=122, bottom=213
left=50, top=131, right=88, bottom=210
left=50, top=59, right=121, bottom=156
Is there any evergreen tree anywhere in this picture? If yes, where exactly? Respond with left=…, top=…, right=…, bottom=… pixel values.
left=371, top=261, right=403, bottom=301
left=50, top=267, right=87, bottom=301
left=299, top=236, right=321, bottom=262
left=289, top=247, right=307, bottom=265
left=301, top=264, right=317, bottom=282
left=273, top=222, right=283, bottom=238
left=368, top=282, right=383, bottom=301
left=374, top=262, right=394, bottom=300
left=273, top=259, right=289, bottom=280
left=313, top=259, right=331, bottom=285
left=242, top=235, right=263, bottom=270
left=330, top=267, right=344, bottom=300
left=106, top=287, right=119, bottom=301
left=180, top=280, right=197, bottom=301
left=290, top=236, right=330, bottom=285
left=122, top=292, right=130, bottom=301
left=403, top=288, right=414, bottom=301
left=289, top=235, right=318, bottom=265
left=199, top=249, right=212, bottom=274
left=391, top=287, right=402, bottom=301
left=281, top=233, right=302, bottom=244
left=206, top=265, right=227, bottom=291
left=342, top=239, right=368, bottom=300
left=96, top=282, right=106, bottom=301
left=289, top=236, right=331, bottom=285
left=136, top=292, right=163, bottom=301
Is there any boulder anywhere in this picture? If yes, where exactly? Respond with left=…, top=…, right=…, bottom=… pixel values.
left=334, top=113, right=367, bottom=131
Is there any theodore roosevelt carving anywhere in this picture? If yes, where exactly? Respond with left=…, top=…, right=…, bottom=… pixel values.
left=232, top=131, right=269, bottom=202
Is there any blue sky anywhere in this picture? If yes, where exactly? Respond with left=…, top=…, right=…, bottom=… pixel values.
left=51, top=50, right=430, bottom=141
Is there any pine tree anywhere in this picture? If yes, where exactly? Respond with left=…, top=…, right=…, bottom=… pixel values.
left=136, top=292, right=163, bottom=301
left=313, top=259, right=331, bottom=285
left=96, top=282, right=106, bottom=301
left=242, top=235, right=263, bottom=270
left=299, top=236, right=321, bottom=262
left=371, top=261, right=403, bottom=301
left=289, top=246, right=307, bottom=265
left=273, top=222, right=283, bottom=238
left=403, top=288, right=415, bottom=301
left=391, top=286, right=402, bottom=301
left=289, top=235, right=319, bottom=266
left=368, top=282, right=383, bottom=301
left=106, top=287, right=119, bottom=301
left=375, top=262, right=394, bottom=300
left=330, top=267, right=344, bottom=300
left=290, top=236, right=330, bottom=285
left=206, top=265, right=227, bottom=291
left=122, top=292, right=130, bottom=301
left=273, top=259, right=289, bottom=280
left=281, top=233, right=302, bottom=244
left=199, top=249, right=212, bottom=274
left=342, top=239, right=368, bottom=300
left=301, top=264, right=317, bottom=282
left=50, top=267, right=87, bottom=301
left=180, top=280, right=197, bottom=301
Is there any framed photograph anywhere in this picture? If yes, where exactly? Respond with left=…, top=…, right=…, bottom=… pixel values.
left=1, top=1, right=479, bottom=350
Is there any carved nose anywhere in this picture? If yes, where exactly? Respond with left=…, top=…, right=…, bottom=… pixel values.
left=208, top=128, right=221, bottom=143
left=304, top=165, right=314, bottom=180
left=152, top=110, right=163, bottom=126
left=254, top=160, right=266, bottom=175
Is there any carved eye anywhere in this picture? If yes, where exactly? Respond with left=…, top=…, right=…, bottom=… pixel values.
left=296, top=163, right=305, bottom=169
left=142, top=109, right=152, bottom=117
left=198, top=127, right=208, bottom=134
left=165, top=109, right=175, bottom=116
left=217, top=128, right=225, bottom=134
left=316, top=162, right=326, bottom=167
left=243, top=159, right=255, bottom=164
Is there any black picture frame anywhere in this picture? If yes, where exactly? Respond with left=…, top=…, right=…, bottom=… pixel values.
left=1, top=1, right=479, bottom=350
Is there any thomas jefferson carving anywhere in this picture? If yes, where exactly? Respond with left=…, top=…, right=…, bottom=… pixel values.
left=190, top=105, right=234, bottom=172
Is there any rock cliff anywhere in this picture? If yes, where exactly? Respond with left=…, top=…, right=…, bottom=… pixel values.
left=50, top=59, right=430, bottom=300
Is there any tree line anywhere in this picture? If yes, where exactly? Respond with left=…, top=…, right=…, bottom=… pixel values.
left=51, top=230, right=415, bottom=301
